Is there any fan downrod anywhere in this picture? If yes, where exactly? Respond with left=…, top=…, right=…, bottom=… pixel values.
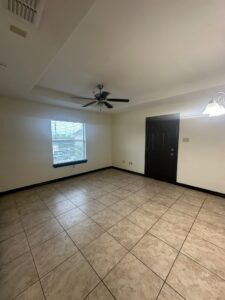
left=97, top=84, right=104, bottom=90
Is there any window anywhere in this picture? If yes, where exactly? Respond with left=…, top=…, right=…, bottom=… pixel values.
left=51, top=121, right=87, bottom=167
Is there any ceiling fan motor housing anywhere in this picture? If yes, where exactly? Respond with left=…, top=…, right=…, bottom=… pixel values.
left=75, top=84, right=130, bottom=109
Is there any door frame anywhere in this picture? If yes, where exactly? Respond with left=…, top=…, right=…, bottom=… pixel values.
left=144, top=113, right=180, bottom=182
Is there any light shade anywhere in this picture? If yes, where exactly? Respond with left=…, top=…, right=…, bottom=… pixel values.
left=203, top=99, right=225, bottom=117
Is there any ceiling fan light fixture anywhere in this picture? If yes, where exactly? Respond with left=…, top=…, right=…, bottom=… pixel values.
left=77, top=84, right=130, bottom=110
left=97, top=101, right=104, bottom=112
left=203, top=94, right=225, bottom=117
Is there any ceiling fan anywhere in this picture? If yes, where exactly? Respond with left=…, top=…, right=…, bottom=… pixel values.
left=72, top=84, right=130, bottom=109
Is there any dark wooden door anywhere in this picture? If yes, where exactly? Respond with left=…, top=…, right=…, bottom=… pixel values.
left=145, top=114, right=180, bottom=183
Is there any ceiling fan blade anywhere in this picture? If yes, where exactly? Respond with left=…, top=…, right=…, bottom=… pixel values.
left=82, top=101, right=97, bottom=107
left=103, top=101, right=113, bottom=109
left=101, top=91, right=110, bottom=99
left=72, top=96, right=94, bottom=101
left=107, top=98, right=130, bottom=102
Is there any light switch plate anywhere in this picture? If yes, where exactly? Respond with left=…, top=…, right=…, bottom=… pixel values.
left=182, top=137, right=190, bottom=142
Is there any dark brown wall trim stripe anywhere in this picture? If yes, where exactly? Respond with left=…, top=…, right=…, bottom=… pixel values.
left=112, top=167, right=225, bottom=198
left=0, top=166, right=112, bottom=196
left=1, top=166, right=224, bottom=199
left=112, top=167, right=144, bottom=177
left=175, top=182, right=225, bottom=199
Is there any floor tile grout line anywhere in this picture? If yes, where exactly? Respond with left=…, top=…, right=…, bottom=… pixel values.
left=77, top=228, right=128, bottom=277
left=151, top=190, right=192, bottom=299
left=185, top=229, right=225, bottom=252
left=147, top=201, right=225, bottom=253
left=163, top=204, right=200, bottom=217
left=24, top=218, right=65, bottom=249
left=62, top=228, right=118, bottom=299
left=144, top=219, right=225, bottom=283
left=149, top=217, right=193, bottom=243
left=106, top=226, right=146, bottom=252
left=128, top=248, right=186, bottom=300
left=2, top=170, right=224, bottom=299
left=29, top=228, right=67, bottom=250
left=69, top=224, right=131, bottom=297
left=87, top=195, right=159, bottom=237
left=83, top=280, right=116, bottom=300
left=130, top=250, right=168, bottom=282
left=1, top=178, right=174, bottom=296
left=149, top=231, right=184, bottom=252
left=0, top=249, right=32, bottom=269
left=99, top=185, right=178, bottom=233
left=173, top=195, right=205, bottom=208
left=199, top=209, right=225, bottom=219
left=144, top=191, right=186, bottom=242
left=78, top=191, right=179, bottom=296
left=101, top=281, right=117, bottom=300
left=11, top=281, right=41, bottom=300
left=97, top=233, right=169, bottom=298
left=10, top=280, right=41, bottom=300
left=155, top=251, right=179, bottom=300
left=155, top=195, right=207, bottom=299
left=21, top=212, right=54, bottom=232
left=58, top=204, right=110, bottom=234
left=0, top=184, right=195, bottom=250
left=89, top=207, right=137, bottom=232
left=63, top=216, right=101, bottom=234
left=178, top=196, right=225, bottom=280
left=18, top=195, right=56, bottom=232
left=101, top=250, right=128, bottom=282
left=78, top=200, right=107, bottom=216
left=0, top=224, right=25, bottom=244
left=124, top=197, right=175, bottom=252
left=15, top=201, right=47, bottom=300
left=45, top=200, right=77, bottom=217
left=62, top=230, right=103, bottom=280
left=161, top=282, right=187, bottom=300
left=111, top=193, right=186, bottom=286
left=35, top=251, right=82, bottom=281
left=125, top=206, right=165, bottom=231
left=198, top=204, right=225, bottom=218
left=17, top=239, right=103, bottom=299
left=2, top=219, right=81, bottom=270
left=68, top=195, right=151, bottom=251
left=180, top=251, right=225, bottom=282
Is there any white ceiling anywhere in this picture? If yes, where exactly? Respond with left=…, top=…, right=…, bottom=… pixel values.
left=1, top=0, right=225, bottom=112
left=0, top=0, right=95, bottom=95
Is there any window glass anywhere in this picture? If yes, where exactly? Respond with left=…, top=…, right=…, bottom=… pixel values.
left=51, top=121, right=86, bottom=166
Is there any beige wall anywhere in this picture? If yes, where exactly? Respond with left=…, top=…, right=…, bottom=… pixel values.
left=1, top=86, right=225, bottom=194
left=0, top=98, right=112, bottom=192
left=112, top=87, right=225, bottom=194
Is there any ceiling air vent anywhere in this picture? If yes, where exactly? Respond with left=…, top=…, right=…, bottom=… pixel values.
left=5, top=0, right=46, bottom=27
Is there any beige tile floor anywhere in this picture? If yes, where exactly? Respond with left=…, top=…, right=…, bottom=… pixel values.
left=1, top=168, right=225, bottom=299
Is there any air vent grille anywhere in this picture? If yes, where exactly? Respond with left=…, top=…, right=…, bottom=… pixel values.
left=6, top=0, right=45, bottom=26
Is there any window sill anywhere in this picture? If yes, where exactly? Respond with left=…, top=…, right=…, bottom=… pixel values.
left=53, top=159, right=88, bottom=168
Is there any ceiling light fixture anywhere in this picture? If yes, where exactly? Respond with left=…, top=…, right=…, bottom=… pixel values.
left=203, top=92, right=225, bottom=117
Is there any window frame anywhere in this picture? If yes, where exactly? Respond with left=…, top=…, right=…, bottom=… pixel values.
left=53, top=159, right=88, bottom=168
left=51, top=120, right=88, bottom=168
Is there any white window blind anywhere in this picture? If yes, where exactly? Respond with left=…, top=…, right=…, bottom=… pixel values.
left=51, top=121, right=86, bottom=166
